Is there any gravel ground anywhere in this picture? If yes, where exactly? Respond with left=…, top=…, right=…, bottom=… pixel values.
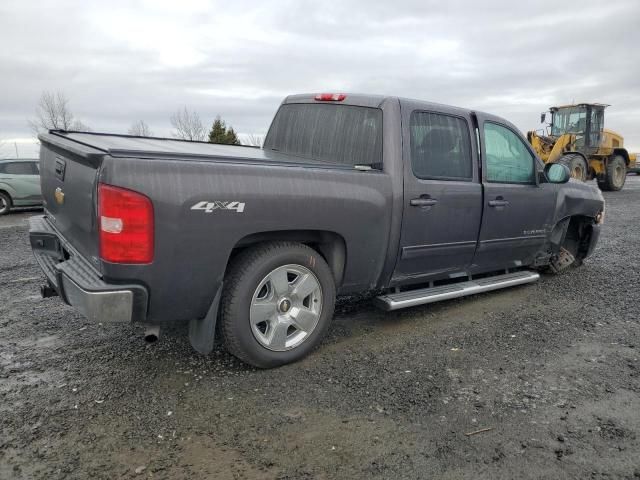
left=1, top=178, right=640, bottom=479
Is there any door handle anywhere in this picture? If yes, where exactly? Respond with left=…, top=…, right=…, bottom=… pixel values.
left=488, top=199, right=509, bottom=207
left=410, top=198, right=438, bottom=207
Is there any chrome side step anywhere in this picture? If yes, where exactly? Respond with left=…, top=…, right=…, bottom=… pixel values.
left=374, top=271, right=540, bottom=311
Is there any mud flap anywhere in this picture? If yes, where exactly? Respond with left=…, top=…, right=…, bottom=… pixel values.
left=188, top=286, right=222, bottom=355
left=549, top=247, right=575, bottom=273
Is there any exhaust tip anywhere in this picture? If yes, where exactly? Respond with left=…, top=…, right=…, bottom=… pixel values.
left=144, top=325, right=160, bottom=343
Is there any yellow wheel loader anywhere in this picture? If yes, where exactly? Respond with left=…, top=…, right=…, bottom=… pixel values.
left=527, top=103, right=636, bottom=191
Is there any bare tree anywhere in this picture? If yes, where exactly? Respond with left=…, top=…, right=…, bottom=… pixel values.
left=241, top=133, right=264, bottom=147
left=29, top=91, right=90, bottom=134
left=128, top=120, right=153, bottom=137
left=170, top=107, right=205, bottom=141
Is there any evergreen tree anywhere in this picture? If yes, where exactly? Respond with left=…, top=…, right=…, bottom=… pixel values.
left=208, top=116, right=240, bottom=145
left=225, top=127, right=240, bottom=145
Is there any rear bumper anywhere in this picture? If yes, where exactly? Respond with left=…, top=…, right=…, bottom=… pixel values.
left=29, top=215, right=148, bottom=323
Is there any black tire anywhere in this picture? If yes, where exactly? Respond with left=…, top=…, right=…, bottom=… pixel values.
left=220, top=241, right=336, bottom=368
left=0, top=192, right=12, bottom=216
left=557, top=153, right=588, bottom=182
left=598, top=155, right=626, bottom=191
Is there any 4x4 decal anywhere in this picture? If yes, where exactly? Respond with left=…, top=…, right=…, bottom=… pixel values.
left=191, top=201, right=245, bottom=213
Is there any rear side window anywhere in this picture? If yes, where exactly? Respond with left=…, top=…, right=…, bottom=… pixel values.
left=264, top=104, right=383, bottom=168
left=410, top=112, right=472, bottom=180
left=484, top=123, right=534, bottom=184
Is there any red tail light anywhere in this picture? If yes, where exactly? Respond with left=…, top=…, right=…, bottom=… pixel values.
left=98, top=183, right=154, bottom=264
left=314, top=93, right=346, bottom=102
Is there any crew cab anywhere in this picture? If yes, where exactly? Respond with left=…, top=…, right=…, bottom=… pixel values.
left=29, top=93, right=604, bottom=367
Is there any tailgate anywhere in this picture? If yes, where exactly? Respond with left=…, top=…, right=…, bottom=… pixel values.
left=39, top=133, right=105, bottom=265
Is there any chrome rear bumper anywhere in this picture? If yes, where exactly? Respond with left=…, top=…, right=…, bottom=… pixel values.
left=29, top=215, right=147, bottom=323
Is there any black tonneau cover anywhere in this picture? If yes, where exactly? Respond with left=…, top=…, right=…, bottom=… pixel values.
left=39, top=130, right=356, bottom=169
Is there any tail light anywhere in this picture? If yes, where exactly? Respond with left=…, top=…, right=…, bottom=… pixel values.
left=314, top=93, right=346, bottom=102
left=98, top=183, right=154, bottom=264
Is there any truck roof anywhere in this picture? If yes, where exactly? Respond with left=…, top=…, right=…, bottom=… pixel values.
left=284, top=92, right=476, bottom=118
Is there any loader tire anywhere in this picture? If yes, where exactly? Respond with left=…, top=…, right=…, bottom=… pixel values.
left=597, top=155, right=626, bottom=191
left=557, top=153, right=588, bottom=182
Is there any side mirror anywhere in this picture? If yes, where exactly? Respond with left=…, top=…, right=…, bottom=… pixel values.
left=540, top=112, right=547, bottom=124
left=544, top=163, right=570, bottom=184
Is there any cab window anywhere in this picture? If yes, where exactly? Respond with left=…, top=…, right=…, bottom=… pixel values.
left=410, top=112, right=472, bottom=180
left=484, top=123, right=535, bottom=184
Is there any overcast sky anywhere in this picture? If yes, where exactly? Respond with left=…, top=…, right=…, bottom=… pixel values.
left=1, top=0, right=639, bottom=158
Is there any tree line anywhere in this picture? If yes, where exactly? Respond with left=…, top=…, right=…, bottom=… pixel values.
left=29, top=90, right=260, bottom=146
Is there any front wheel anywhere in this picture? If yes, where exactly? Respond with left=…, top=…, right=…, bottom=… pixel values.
left=220, top=242, right=336, bottom=368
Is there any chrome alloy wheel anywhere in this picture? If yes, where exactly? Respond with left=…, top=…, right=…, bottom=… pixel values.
left=0, top=197, right=7, bottom=214
left=249, top=264, right=323, bottom=351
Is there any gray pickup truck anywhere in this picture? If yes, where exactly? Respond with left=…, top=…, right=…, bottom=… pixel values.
left=29, top=93, right=605, bottom=367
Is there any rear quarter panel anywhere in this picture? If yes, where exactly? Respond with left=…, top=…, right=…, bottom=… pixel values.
left=99, top=157, right=393, bottom=324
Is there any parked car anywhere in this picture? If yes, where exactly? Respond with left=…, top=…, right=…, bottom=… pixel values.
left=29, top=93, right=605, bottom=368
left=0, top=158, right=42, bottom=215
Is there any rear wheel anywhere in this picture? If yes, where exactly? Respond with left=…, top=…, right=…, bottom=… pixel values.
left=220, top=242, right=336, bottom=368
left=597, top=155, right=626, bottom=191
left=0, top=192, right=12, bottom=215
left=557, top=153, right=588, bottom=182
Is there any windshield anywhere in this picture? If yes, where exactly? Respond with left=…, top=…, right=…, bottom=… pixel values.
left=551, top=107, right=587, bottom=136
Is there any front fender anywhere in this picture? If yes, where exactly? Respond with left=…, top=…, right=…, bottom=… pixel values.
left=553, top=179, right=604, bottom=223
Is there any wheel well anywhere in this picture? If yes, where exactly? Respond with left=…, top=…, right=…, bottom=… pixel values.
left=0, top=189, right=12, bottom=203
left=612, top=148, right=630, bottom=165
left=228, top=230, right=347, bottom=287
left=552, top=215, right=593, bottom=260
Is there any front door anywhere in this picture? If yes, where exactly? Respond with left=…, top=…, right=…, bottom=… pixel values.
left=472, top=115, right=557, bottom=271
left=394, top=106, right=482, bottom=284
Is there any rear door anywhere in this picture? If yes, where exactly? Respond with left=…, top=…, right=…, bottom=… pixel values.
left=393, top=104, right=482, bottom=283
left=473, top=114, right=557, bottom=271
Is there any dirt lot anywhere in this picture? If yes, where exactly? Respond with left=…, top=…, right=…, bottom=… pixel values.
left=1, top=178, right=640, bottom=480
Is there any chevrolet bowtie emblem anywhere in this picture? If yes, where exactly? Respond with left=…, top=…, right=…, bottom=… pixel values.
left=54, top=187, right=65, bottom=205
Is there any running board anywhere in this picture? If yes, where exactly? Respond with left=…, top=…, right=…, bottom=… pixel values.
left=374, top=271, right=540, bottom=311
